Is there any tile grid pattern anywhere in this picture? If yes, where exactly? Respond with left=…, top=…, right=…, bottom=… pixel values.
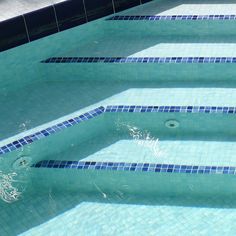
left=32, top=160, right=236, bottom=175
left=108, top=15, right=236, bottom=21
left=0, top=105, right=235, bottom=156
left=41, top=57, right=236, bottom=64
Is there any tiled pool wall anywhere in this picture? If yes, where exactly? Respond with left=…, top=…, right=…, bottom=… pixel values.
left=0, top=0, right=152, bottom=52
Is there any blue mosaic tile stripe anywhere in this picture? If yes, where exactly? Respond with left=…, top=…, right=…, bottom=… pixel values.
left=0, top=106, right=105, bottom=156
left=41, top=57, right=236, bottom=64
left=31, top=160, right=236, bottom=175
left=107, top=15, right=236, bottom=21
left=105, top=105, right=236, bottom=114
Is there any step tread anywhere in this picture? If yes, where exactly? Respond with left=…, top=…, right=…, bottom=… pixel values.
left=20, top=202, right=236, bottom=236
left=102, top=88, right=236, bottom=107
left=122, top=1, right=236, bottom=16
left=56, top=42, right=236, bottom=57
left=81, top=140, right=236, bottom=167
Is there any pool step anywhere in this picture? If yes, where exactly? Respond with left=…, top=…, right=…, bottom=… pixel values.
left=106, top=15, right=236, bottom=36
left=123, top=1, right=236, bottom=16
left=43, top=34, right=236, bottom=59
left=80, top=139, right=236, bottom=167
left=32, top=139, right=236, bottom=173
left=3, top=87, right=236, bottom=156
left=101, top=88, right=236, bottom=107
left=41, top=58, right=236, bottom=86
left=31, top=158, right=236, bottom=200
left=41, top=39, right=236, bottom=84
left=30, top=137, right=236, bottom=197
left=103, top=1, right=236, bottom=36
left=20, top=202, right=236, bottom=236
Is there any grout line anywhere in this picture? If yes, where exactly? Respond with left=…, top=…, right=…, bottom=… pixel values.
left=111, top=0, right=116, bottom=13
left=82, top=0, right=88, bottom=22
left=52, top=4, right=60, bottom=32
left=22, top=14, right=30, bottom=42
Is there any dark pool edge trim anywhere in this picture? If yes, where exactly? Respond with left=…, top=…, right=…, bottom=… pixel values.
left=31, top=160, right=236, bottom=175
left=41, top=57, right=236, bottom=64
left=0, top=105, right=235, bottom=156
left=0, top=1, right=153, bottom=52
left=107, top=15, right=236, bottom=21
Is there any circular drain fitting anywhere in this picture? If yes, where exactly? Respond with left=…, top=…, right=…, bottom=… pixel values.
left=12, top=156, right=32, bottom=169
left=165, top=120, right=180, bottom=129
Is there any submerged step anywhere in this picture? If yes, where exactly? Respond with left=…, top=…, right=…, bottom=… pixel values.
left=32, top=138, right=236, bottom=175
left=81, top=140, right=236, bottom=167
left=20, top=202, right=236, bottom=236
left=40, top=55, right=236, bottom=86
left=122, top=1, right=236, bottom=16
left=105, top=15, right=236, bottom=36
left=2, top=103, right=236, bottom=156
left=3, top=85, right=236, bottom=157
left=7, top=101, right=236, bottom=202
left=102, top=88, right=236, bottom=107
left=103, top=1, right=236, bottom=36
left=42, top=41, right=236, bottom=58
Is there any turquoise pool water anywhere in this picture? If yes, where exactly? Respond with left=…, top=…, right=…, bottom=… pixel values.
left=2, top=0, right=236, bottom=235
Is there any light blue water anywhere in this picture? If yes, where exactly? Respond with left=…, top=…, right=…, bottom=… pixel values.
left=2, top=0, right=236, bottom=235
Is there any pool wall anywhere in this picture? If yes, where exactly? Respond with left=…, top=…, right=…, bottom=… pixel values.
left=0, top=0, right=152, bottom=52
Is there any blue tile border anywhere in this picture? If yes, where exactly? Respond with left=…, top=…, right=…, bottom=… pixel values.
left=0, top=105, right=235, bottom=156
left=107, top=15, right=236, bottom=21
left=31, top=160, right=236, bottom=175
left=41, top=57, right=236, bottom=64
left=105, top=105, right=236, bottom=114
left=0, top=106, right=105, bottom=156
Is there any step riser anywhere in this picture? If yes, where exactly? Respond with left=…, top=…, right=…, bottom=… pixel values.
left=105, top=20, right=236, bottom=36
left=31, top=168, right=236, bottom=206
left=43, top=64, right=236, bottom=85
left=110, top=112, right=236, bottom=140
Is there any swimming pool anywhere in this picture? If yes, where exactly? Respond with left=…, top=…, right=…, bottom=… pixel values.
left=2, top=0, right=236, bottom=235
